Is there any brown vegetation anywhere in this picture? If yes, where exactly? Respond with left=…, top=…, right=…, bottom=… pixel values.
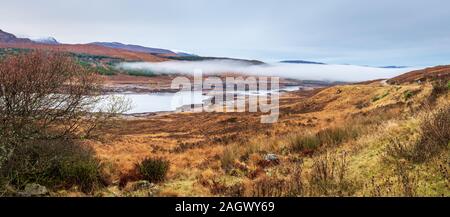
left=0, top=51, right=125, bottom=195
left=0, top=42, right=167, bottom=62
left=1, top=50, right=448, bottom=197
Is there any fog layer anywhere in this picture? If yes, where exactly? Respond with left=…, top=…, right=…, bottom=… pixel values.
left=117, top=60, right=422, bottom=82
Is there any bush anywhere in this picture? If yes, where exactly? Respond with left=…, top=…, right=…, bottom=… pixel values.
left=393, top=161, right=418, bottom=197
left=372, top=91, right=390, bottom=102
left=413, top=104, right=450, bottom=162
left=137, top=157, right=170, bottom=183
left=0, top=51, right=102, bottom=165
left=0, top=139, right=104, bottom=193
left=250, top=163, right=304, bottom=197
left=403, top=90, right=414, bottom=101
left=289, top=134, right=320, bottom=154
left=221, top=146, right=238, bottom=171
left=308, top=151, right=355, bottom=196
left=250, top=176, right=287, bottom=197
left=429, top=80, right=449, bottom=102
left=386, top=104, right=450, bottom=163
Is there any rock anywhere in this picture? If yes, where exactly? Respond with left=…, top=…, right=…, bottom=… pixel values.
left=129, top=180, right=154, bottom=191
left=19, top=184, right=49, bottom=197
left=259, top=154, right=280, bottom=167
left=264, top=154, right=279, bottom=162
left=124, top=181, right=160, bottom=197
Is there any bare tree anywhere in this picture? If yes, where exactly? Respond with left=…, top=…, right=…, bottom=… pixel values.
left=0, top=51, right=128, bottom=164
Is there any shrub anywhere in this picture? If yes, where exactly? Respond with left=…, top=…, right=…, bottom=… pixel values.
left=372, top=91, right=390, bottom=102
left=386, top=103, right=450, bottom=163
left=137, top=157, right=170, bottom=183
left=0, top=51, right=105, bottom=169
left=247, top=163, right=304, bottom=197
left=413, top=104, right=450, bottom=162
left=0, top=139, right=104, bottom=193
left=438, top=158, right=450, bottom=190
left=385, top=136, right=415, bottom=161
left=429, top=80, right=449, bottom=102
left=289, top=134, right=320, bottom=154
left=308, top=151, right=355, bottom=196
left=221, top=146, right=238, bottom=171
left=403, top=90, right=414, bottom=101
left=393, top=161, right=418, bottom=197
left=355, top=100, right=369, bottom=109
left=250, top=176, right=287, bottom=197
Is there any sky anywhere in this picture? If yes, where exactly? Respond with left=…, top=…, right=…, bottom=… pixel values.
left=1, top=0, right=450, bottom=66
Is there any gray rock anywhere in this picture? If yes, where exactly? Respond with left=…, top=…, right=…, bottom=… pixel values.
left=130, top=180, right=154, bottom=191
left=264, top=154, right=279, bottom=162
left=124, top=180, right=160, bottom=197
left=19, top=183, right=49, bottom=197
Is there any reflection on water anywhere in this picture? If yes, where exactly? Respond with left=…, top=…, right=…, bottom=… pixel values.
left=108, top=86, right=302, bottom=114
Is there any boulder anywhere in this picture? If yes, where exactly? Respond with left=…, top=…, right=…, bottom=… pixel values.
left=124, top=180, right=160, bottom=197
left=258, top=154, right=280, bottom=167
left=264, top=154, right=279, bottom=162
left=130, top=180, right=154, bottom=191
left=19, top=184, right=49, bottom=197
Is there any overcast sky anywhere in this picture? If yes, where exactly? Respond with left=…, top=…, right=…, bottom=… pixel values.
left=1, top=0, right=449, bottom=66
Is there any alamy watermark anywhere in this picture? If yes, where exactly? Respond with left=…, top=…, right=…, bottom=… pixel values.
left=171, top=70, right=280, bottom=123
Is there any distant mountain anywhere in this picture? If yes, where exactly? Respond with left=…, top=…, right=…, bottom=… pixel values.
left=0, top=29, right=33, bottom=43
left=379, top=66, right=408, bottom=69
left=167, top=55, right=265, bottom=65
left=90, top=42, right=178, bottom=55
left=30, top=37, right=59, bottom=45
left=280, top=60, right=325, bottom=65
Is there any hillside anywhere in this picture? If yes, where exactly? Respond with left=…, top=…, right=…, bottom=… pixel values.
left=90, top=42, right=177, bottom=56
left=0, top=29, right=166, bottom=62
left=0, top=29, right=33, bottom=43
left=78, top=76, right=448, bottom=197
left=0, top=29, right=265, bottom=66
left=388, top=65, right=450, bottom=84
left=0, top=49, right=448, bottom=197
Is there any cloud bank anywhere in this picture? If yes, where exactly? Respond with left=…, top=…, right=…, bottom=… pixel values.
left=117, top=60, right=422, bottom=82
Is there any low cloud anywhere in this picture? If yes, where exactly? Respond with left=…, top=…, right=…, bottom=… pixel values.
left=117, top=60, right=422, bottom=82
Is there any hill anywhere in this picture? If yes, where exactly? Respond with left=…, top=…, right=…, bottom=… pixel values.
left=280, top=60, right=325, bottom=65
left=90, top=42, right=177, bottom=56
left=82, top=72, right=449, bottom=197
left=0, top=29, right=167, bottom=62
left=0, top=29, right=33, bottom=43
left=388, top=65, right=450, bottom=84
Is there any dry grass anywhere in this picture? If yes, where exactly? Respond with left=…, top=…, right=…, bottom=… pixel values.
left=308, top=151, right=356, bottom=196
left=66, top=81, right=447, bottom=197
left=386, top=102, right=450, bottom=163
